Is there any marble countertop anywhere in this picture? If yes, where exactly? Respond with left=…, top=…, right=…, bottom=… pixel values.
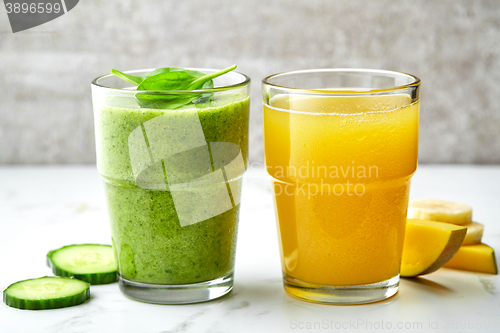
left=0, top=165, right=499, bottom=333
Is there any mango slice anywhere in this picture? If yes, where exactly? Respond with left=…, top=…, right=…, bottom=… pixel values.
left=401, top=219, right=466, bottom=277
left=444, top=243, right=498, bottom=275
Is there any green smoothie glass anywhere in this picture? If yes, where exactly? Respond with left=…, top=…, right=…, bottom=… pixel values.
left=91, top=68, right=250, bottom=304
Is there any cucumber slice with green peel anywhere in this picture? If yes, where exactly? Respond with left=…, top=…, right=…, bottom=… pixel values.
left=47, top=244, right=117, bottom=285
left=3, top=276, right=90, bottom=310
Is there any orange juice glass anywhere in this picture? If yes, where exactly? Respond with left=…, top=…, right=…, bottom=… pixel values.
left=262, top=69, right=420, bottom=304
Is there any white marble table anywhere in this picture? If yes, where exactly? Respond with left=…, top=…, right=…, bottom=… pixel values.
left=0, top=165, right=499, bottom=333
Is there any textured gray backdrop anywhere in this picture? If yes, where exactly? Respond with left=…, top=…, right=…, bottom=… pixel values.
left=0, top=0, right=499, bottom=164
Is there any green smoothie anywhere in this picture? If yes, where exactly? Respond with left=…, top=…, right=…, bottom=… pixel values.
left=94, top=93, right=249, bottom=285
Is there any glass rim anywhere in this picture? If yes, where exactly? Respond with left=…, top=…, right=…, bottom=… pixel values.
left=91, top=67, right=251, bottom=94
left=262, top=68, right=421, bottom=95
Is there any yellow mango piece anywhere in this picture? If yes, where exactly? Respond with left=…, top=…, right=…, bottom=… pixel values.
left=444, top=243, right=498, bottom=274
left=401, top=219, right=466, bottom=277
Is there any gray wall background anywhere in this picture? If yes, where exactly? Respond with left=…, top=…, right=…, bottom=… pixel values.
left=0, top=0, right=499, bottom=164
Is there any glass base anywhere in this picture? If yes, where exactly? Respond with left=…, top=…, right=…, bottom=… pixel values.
left=118, top=273, right=233, bottom=304
left=283, top=274, right=399, bottom=305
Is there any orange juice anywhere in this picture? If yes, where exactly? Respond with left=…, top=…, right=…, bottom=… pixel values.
left=264, top=94, right=419, bottom=287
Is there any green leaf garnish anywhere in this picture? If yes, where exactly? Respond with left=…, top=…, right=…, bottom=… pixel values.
left=110, top=69, right=144, bottom=86
left=110, top=65, right=237, bottom=109
left=110, top=67, right=208, bottom=86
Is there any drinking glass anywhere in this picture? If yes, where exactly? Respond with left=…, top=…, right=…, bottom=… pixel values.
left=262, top=69, right=420, bottom=304
left=92, top=68, right=250, bottom=304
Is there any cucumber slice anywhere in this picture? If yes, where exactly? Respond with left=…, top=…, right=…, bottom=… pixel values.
left=47, top=244, right=117, bottom=285
left=3, top=276, right=90, bottom=310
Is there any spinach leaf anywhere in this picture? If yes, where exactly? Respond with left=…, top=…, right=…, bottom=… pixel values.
left=110, top=65, right=237, bottom=109
left=135, top=71, right=202, bottom=108
left=110, top=69, right=143, bottom=86
left=137, top=71, right=198, bottom=91
left=110, top=67, right=208, bottom=86
left=186, top=65, right=236, bottom=90
left=134, top=93, right=198, bottom=109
